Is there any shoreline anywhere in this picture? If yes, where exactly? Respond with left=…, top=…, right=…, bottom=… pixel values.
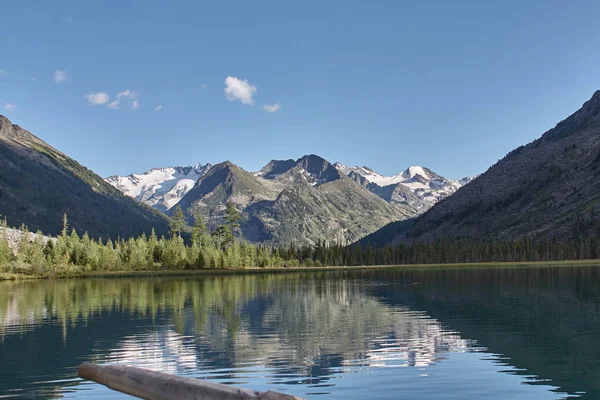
left=2, top=259, right=600, bottom=281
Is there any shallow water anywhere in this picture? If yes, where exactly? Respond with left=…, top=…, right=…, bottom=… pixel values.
left=1, top=265, right=599, bottom=399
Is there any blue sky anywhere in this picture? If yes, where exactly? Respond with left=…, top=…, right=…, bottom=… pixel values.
left=1, top=0, right=600, bottom=179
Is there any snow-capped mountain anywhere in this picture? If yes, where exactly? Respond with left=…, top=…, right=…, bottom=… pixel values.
left=334, top=163, right=472, bottom=210
left=106, top=155, right=474, bottom=245
left=106, top=163, right=212, bottom=212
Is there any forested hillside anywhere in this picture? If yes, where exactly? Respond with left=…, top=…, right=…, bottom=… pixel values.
left=365, top=90, right=600, bottom=245
left=0, top=115, right=170, bottom=239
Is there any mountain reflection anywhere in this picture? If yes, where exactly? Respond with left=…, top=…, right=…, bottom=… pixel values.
left=0, top=274, right=470, bottom=397
left=2, top=266, right=595, bottom=398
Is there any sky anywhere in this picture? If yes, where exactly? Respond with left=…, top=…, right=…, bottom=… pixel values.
left=1, top=0, right=600, bottom=180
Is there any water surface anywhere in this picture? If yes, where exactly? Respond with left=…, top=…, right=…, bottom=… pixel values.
left=1, top=265, right=599, bottom=399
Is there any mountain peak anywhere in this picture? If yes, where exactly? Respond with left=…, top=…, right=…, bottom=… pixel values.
left=295, top=154, right=341, bottom=183
left=0, top=115, right=51, bottom=148
left=256, top=159, right=296, bottom=179
left=540, top=89, right=600, bottom=143
left=401, top=165, right=430, bottom=180
left=212, top=160, right=236, bottom=171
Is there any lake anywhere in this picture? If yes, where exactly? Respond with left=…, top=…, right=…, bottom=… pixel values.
left=1, top=265, right=599, bottom=399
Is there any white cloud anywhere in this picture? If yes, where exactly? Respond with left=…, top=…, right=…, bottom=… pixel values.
left=263, top=102, right=281, bottom=113
left=85, top=89, right=139, bottom=110
left=0, top=70, right=7, bottom=76
left=201, top=84, right=208, bottom=89
left=154, top=105, right=163, bottom=111
left=61, top=16, right=73, bottom=24
left=224, top=76, right=257, bottom=105
left=106, top=89, right=139, bottom=110
left=4, top=104, right=16, bottom=111
left=85, top=92, right=110, bottom=106
left=54, top=69, right=69, bottom=84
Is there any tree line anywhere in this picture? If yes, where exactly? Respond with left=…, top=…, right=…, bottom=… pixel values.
left=3, top=205, right=600, bottom=278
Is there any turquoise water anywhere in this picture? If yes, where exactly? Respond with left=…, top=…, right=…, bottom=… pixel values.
left=1, top=266, right=598, bottom=399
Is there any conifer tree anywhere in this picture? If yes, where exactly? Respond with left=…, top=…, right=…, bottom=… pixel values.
left=212, top=225, right=233, bottom=250
left=170, top=206, right=186, bottom=238
left=61, top=213, right=69, bottom=238
left=192, top=212, right=208, bottom=246
left=0, top=225, right=12, bottom=270
left=224, top=202, right=241, bottom=240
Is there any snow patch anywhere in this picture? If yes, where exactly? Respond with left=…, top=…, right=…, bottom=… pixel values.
left=105, top=163, right=211, bottom=211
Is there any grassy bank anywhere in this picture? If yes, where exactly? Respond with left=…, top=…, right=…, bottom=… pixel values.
left=2, top=258, right=599, bottom=281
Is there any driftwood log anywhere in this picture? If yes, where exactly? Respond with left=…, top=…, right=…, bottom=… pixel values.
left=78, top=363, right=303, bottom=400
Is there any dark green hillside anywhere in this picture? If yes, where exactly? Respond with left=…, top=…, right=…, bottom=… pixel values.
left=0, top=115, right=170, bottom=239
left=365, top=90, right=600, bottom=246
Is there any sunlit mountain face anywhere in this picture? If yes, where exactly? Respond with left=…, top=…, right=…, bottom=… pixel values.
left=2, top=267, right=597, bottom=399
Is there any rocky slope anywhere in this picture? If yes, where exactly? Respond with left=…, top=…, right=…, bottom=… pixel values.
left=334, top=163, right=470, bottom=213
left=366, top=90, right=600, bottom=245
left=173, top=155, right=411, bottom=245
left=0, top=227, right=56, bottom=252
left=0, top=115, right=170, bottom=239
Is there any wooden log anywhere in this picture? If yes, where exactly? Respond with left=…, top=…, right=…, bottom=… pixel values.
left=78, top=363, right=303, bottom=400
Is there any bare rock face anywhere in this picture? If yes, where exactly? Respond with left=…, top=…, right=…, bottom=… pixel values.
left=1, top=227, right=56, bottom=253
left=0, top=116, right=51, bottom=148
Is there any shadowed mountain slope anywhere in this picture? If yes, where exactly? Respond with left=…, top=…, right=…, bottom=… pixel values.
left=366, top=90, right=600, bottom=245
left=0, top=115, right=170, bottom=239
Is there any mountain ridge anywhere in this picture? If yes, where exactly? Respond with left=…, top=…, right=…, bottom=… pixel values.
left=107, top=154, right=472, bottom=245
left=0, top=115, right=170, bottom=239
left=364, top=90, right=600, bottom=245
left=170, top=155, right=411, bottom=245
left=106, top=162, right=212, bottom=212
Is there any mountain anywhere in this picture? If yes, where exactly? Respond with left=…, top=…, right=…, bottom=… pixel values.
left=0, top=115, right=170, bottom=239
left=333, top=163, right=471, bottom=213
left=365, top=90, right=600, bottom=245
left=255, top=159, right=296, bottom=179
left=175, top=161, right=280, bottom=221
left=108, top=152, right=470, bottom=245
left=173, top=155, right=411, bottom=245
left=106, top=163, right=211, bottom=212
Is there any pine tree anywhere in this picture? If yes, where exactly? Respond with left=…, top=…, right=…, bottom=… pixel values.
left=224, top=202, right=241, bottom=240
left=61, top=213, right=69, bottom=238
left=212, top=225, right=233, bottom=250
left=0, top=226, right=12, bottom=270
left=192, top=212, right=208, bottom=246
left=170, top=206, right=186, bottom=238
